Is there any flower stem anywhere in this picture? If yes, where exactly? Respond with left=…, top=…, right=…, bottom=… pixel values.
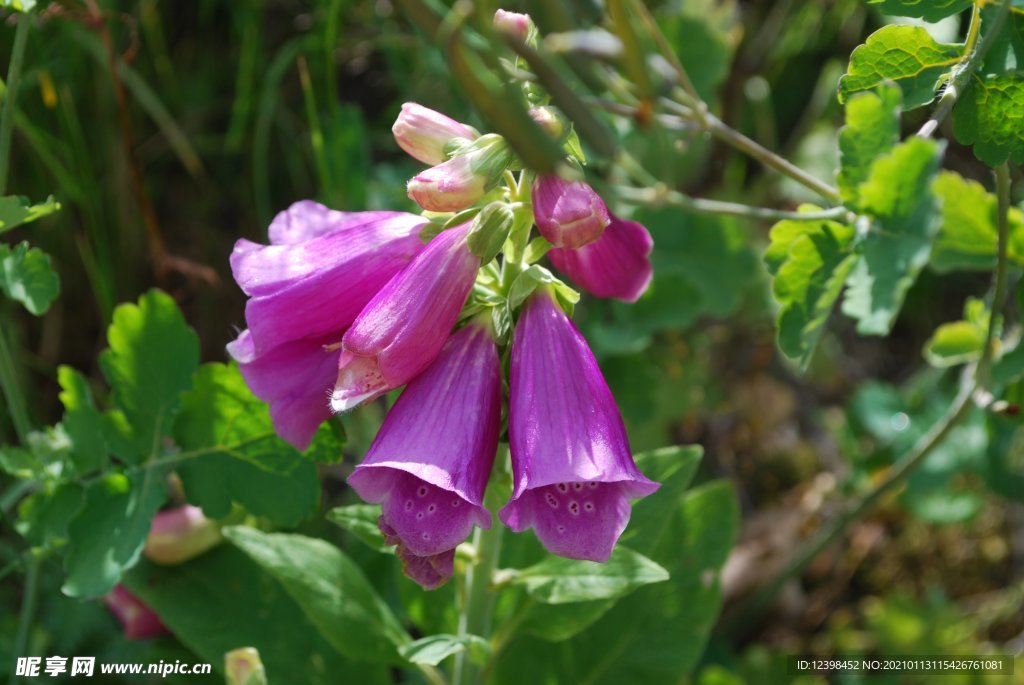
left=612, top=185, right=852, bottom=222
left=11, top=556, right=39, bottom=685
left=453, top=488, right=504, bottom=685
left=721, top=161, right=1015, bottom=639
left=0, top=326, right=30, bottom=444
left=0, top=12, right=30, bottom=195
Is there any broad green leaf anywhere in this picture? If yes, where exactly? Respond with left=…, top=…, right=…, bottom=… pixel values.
left=931, top=171, right=1024, bottom=272
left=223, top=527, right=410, bottom=665
left=837, top=85, right=902, bottom=208
left=923, top=298, right=990, bottom=367
left=0, top=195, right=60, bottom=233
left=953, top=73, right=1024, bottom=166
left=518, top=599, right=616, bottom=642
left=124, top=546, right=389, bottom=685
left=398, top=634, right=490, bottom=666
left=842, top=138, right=944, bottom=335
left=512, top=546, right=669, bottom=604
left=620, top=445, right=703, bottom=555
left=326, top=504, right=392, bottom=553
left=839, top=26, right=962, bottom=109
left=16, top=482, right=84, bottom=548
left=765, top=211, right=857, bottom=367
left=62, top=471, right=166, bottom=597
left=99, top=289, right=199, bottom=463
left=493, top=481, right=740, bottom=685
left=174, top=363, right=320, bottom=526
left=866, top=0, right=972, bottom=22
left=0, top=241, right=59, bottom=315
left=57, top=366, right=108, bottom=475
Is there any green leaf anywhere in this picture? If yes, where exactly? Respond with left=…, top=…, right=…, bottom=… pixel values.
left=842, top=137, right=945, bottom=335
left=174, top=363, right=321, bottom=526
left=16, top=482, right=84, bottom=548
left=62, top=472, right=166, bottom=597
left=0, top=241, right=59, bottom=315
left=507, top=264, right=579, bottom=314
left=953, top=73, right=1024, bottom=166
left=326, top=504, right=392, bottom=554
left=837, top=85, right=902, bottom=208
left=0, top=195, right=60, bottom=233
left=931, top=171, right=1024, bottom=272
left=0, top=445, right=43, bottom=479
left=865, top=0, right=973, bottom=22
left=517, top=599, right=617, bottom=642
left=57, top=366, right=108, bottom=475
left=839, top=26, right=962, bottom=109
left=124, top=546, right=390, bottom=685
left=765, top=210, right=857, bottom=366
left=99, top=289, right=199, bottom=463
left=620, top=445, right=703, bottom=555
left=923, top=298, right=990, bottom=367
left=223, top=527, right=410, bottom=665
left=398, top=634, right=490, bottom=667
left=512, top=546, right=669, bottom=604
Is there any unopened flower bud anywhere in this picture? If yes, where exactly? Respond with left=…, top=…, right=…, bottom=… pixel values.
left=392, top=103, right=478, bottom=166
left=531, top=175, right=610, bottom=248
left=103, top=585, right=169, bottom=640
left=407, top=134, right=514, bottom=213
left=144, top=505, right=222, bottom=565
left=493, top=9, right=534, bottom=42
left=529, top=106, right=569, bottom=143
left=225, top=648, right=267, bottom=685
left=468, top=201, right=515, bottom=263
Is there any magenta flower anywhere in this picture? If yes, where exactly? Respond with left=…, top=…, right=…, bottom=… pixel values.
left=548, top=214, right=654, bottom=302
left=500, top=291, right=658, bottom=561
left=103, top=585, right=169, bottom=640
left=392, top=103, right=478, bottom=166
left=532, top=175, right=610, bottom=249
left=144, top=505, right=222, bottom=566
left=331, top=223, right=480, bottom=412
left=230, top=202, right=428, bottom=355
left=348, top=322, right=501, bottom=588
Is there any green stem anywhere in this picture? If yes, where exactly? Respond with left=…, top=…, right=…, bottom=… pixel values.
left=453, top=492, right=504, bottom=685
left=613, top=185, right=852, bottom=222
left=0, top=326, right=30, bottom=444
left=11, top=556, right=39, bottom=685
left=0, top=13, right=30, bottom=195
left=917, top=0, right=1010, bottom=138
left=722, top=159, right=1015, bottom=638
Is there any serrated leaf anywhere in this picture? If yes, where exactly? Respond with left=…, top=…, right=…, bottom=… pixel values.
left=0, top=195, right=60, bottom=233
left=62, top=471, right=166, bottom=597
left=326, top=504, right=392, bottom=554
left=99, top=289, right=199, bottom=463
left=57, top=366, right=108, bottom=475
left=124, top=546, right=389, bottom=685
left=0, top=241, right=59, bottom=315
left=223, top=527, right=410, bottom=665
left=839, top=26, right=962, bottom=109
left=512, top=546, right=669, bottom=604
left=766, top=210, right=857, bottom=366
left=953, top=73, right=1024, bottom=166
left=837, top=85, right=902, bottom=208
left=398, top=634, right=490, bottom=666
left=866, top=0, right=973, bottom=22
left=174, top=363, right=321, bottom=526
left=931, top=171, right=1024, bottom=272
left=842, top=137, right=944, bottom=335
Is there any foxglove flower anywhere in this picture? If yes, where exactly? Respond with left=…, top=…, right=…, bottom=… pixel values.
left=332, top=223, right=480, bottom=411
left=393, top=103, right=478, bottom=166
left=103, top=586, right=169, bottom=640
left=501, top=291, right=658, bottom=561
left=548, top=214, right=653, bottom=302
left=229, top=202, right=429, bottom=448
left=407, top=134, right=513, bottom=213
left=532, top=175, right=610, bottom=248
left=231, top=202, right=428, bottom=354
left=349, top=322, right=501, bottom=588
left=144, top=505, right=222, bottom=565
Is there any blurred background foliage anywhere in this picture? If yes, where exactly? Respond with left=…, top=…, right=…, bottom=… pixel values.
left=0, top=0, right=1022, bottom=682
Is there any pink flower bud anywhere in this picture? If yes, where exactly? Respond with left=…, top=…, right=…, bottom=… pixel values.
left=225, top=648, right=267, bottom=685
left=103, top=586, right=169, bottom=640
left=494, top=9, right=534, bottom=41
left=407, top=134, right=513, bottom=213
left=392, top=103, right=478, bottom=166
left=532, top=175, right=610, bottom=248
left=144, top=505, right=222, bottom=565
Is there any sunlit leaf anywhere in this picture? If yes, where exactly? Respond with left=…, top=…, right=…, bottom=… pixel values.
left=0, top=241, right=59, bottom=315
